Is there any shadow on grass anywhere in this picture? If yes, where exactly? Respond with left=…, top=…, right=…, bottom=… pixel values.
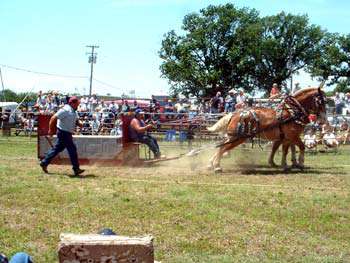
left=44, top=172, right=98, bottom=179
left=68, top=174, right=97, bottom=179
left=222, top=164, right=347, bottom=176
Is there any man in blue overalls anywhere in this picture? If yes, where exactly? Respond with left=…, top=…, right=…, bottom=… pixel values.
left=40, top=96, right=85, bottom=176
left=128, top=109, right=161, bottom=158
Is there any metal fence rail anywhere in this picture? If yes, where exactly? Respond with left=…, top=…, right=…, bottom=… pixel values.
left=1, top=111, right=349, bottom=148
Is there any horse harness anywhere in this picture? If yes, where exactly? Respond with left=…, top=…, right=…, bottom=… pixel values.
left=275, top=95, right=310, bottom=139
left=222, top=95, right=312, bottom=148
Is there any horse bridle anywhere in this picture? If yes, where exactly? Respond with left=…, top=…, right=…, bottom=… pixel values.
left=278, top=88, right=326, bottom=125
left=310, top=89, right=326, bottom=117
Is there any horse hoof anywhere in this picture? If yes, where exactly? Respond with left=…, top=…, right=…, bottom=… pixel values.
left=269, top=162, right=278, bottom=168
left=291, top=163, right=299, bottom=169
left=283, top=167, right=291, bottom=173
left=292, top=163, right=304, bottom=170
left=214, top=167, right=223, bottom=173
left=207, top=164, right=213, bottom=170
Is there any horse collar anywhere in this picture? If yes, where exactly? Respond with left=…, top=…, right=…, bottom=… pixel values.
left=278, top=96, right=309, bottom=125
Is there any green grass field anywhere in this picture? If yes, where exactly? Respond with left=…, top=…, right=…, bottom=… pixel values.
left=0, top=136, right=349, bottom=262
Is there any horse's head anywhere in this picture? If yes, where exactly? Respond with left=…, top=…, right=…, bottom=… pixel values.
left=314, top=87, right=327, bottom=124
left=293, top=83, right=327, bottom=124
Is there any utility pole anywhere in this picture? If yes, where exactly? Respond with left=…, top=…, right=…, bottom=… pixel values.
left=86, top=45, right=99, bottom=97
left=288, top=52, right=293, bottom=94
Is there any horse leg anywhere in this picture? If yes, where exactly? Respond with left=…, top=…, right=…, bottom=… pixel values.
left=281, top=143, right=290, bottom=172
left=207, top=153, right=216, bottom=170
left=268, top=140, right=281, bottom=167
left=208, top=147, right=224, bottom=170
left=212, top=139, right=245, bottom=173
left=290, top=144, right=298, bottom=168
left=295, top=138, right=305, bottom=170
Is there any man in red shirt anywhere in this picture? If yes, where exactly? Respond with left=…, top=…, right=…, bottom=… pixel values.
left=308, top=114, right=317, bottom=123
left=270, top=83, right=280, bottom=99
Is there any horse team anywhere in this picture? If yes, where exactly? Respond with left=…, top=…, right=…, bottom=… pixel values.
left=207, top=85, right=327, bottom=172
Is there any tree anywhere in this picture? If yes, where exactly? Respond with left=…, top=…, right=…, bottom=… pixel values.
left=16, top=92, right=37, bottom=103
left=160, top=6, right=325, bottom=97
left=252, top=12, right=324, bottom=94
left=159, top=4, right=261, bottom=97
left=335, top=78, right=350, bottom=93
left=308, top=33, right=350, bottom=85
left=0, top=89, right=37, bottom=103
left=0, top=89, right=18, bottom=102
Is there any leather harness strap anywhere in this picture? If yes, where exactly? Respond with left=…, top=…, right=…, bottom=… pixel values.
left=218, top=95, right=310, bottom=148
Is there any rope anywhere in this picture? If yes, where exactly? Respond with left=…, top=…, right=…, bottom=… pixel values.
left=9, top=85, right=37, bottom=120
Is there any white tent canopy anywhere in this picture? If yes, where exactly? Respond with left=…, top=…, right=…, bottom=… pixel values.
left=0, top=102, right=18, bottom=112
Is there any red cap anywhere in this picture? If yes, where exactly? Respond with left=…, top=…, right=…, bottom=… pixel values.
left=68, top=96, right=79, bottom=104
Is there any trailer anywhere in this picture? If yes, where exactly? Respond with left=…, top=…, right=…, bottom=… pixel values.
left=37, top=114, right=179, bottom=166
left=37, top=114, right=144, bottom=166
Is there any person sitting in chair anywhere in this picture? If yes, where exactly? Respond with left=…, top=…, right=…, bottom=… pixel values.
left=128, top=109, right=162, bottom=159
left=303, top=129, right=317, bottom=149
left=339, top=122, right=349, bottom=145
left=323, top=130, right=339, bottom=148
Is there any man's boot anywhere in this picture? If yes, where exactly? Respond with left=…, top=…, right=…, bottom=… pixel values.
left=73, top=168, right=85, bottom=177
left=39, top=162, right=48, bottom=173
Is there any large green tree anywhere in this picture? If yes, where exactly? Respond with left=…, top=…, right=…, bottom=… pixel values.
left=160, top=5, right=326, bottom=97
left=308, top=33, right=350, bottom=88
left=0, top=89, right=18, bottom=102
left=335, top=78, right=350, bottom=93
left=252, top=12, right=324, bottom=93
left=159, top=4, right=261, bottom=97
left=0, top=89, right=37, bottom=103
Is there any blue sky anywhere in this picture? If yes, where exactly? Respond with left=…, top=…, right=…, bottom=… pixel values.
left=0, top=0, right=349, bottom=97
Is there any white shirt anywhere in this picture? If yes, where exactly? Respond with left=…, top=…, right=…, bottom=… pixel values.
left=56, top=104, right=79, bottom=133
left=79, top=103, right=87, bottom=112
left=80, top=97, right=88, bottom=104
left=90, top=120, right=100, bottom=130
left=175, top=103, right=185, bottom=112
left=323, top=133, right=335, bottom=140
left=334, top=96, right=342, bottom=106
left=26, top=119, right=34, bottom=129
left=323, top=132, right=338, bottom=146
left=236, top=94, right=246, bottom=104
left=304, top=134, right=316, bottom=146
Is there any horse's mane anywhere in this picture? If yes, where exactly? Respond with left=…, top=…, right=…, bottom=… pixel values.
left=292, top=87, right=318, bottom=97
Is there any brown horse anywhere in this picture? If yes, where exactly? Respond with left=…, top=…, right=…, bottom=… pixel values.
left=207, top=86, right=326, bottom=172
left=268, top=141, right=297, bottom=167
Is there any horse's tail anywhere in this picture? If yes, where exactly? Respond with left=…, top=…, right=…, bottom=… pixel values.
left=207, top=114, right=233, bottom=132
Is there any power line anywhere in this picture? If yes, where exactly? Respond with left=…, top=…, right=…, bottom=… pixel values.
left=0, top=63, right=123, bottom=95
left=0, top=67, right=6, bottom=101
left=93, top=78, right=121, bottom=90
left=93, top=78, right=126, bottom=96
left=0, top=64, right=88, bottom=79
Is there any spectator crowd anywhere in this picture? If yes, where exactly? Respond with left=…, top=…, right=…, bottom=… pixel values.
left=334, top=92, right=350, bottom=115
left=4, top=85, right=350, bottom=141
